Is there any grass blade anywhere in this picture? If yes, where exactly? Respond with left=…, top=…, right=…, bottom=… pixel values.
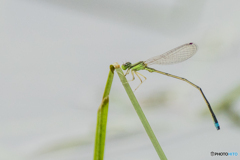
left=113, top=62, right=167, bottom=160
left=93, top=65, right=115, bottom=160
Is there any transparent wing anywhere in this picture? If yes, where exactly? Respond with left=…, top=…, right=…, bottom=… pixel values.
left=144, top=43, right=197, bottom=65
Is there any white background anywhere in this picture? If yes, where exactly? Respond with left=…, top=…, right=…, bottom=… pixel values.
left=1, top=0, right=240, bottom=159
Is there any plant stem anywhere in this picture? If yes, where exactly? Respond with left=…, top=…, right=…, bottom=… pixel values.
left=113, top=62, right=167, bottom=160
left=93, top=65, right=115, bottom=160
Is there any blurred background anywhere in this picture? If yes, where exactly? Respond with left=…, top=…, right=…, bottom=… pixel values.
left=1, top=0, right=240, bottom=159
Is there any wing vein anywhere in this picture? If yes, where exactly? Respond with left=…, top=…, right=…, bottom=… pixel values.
left=144, top=43, right=197, bottom=65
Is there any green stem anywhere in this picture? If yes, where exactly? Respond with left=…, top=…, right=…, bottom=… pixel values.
left=93, top=65, right=115, bottom=160
left=113, top=63, right=167, bottom=160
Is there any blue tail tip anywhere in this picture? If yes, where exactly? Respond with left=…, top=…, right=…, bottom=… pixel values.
left=215, top=123, right=220, bottom=130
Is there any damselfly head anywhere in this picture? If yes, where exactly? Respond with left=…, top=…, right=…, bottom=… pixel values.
left=121, top=62, right=131, bottom=70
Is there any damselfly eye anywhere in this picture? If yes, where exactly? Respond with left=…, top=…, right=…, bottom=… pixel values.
left=121, top=62, right=131, bottom=70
